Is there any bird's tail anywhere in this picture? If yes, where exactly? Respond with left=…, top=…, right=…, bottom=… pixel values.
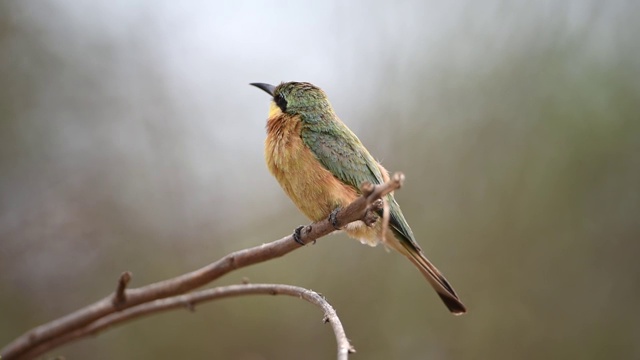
left=393, top=237, right=467, bottom=315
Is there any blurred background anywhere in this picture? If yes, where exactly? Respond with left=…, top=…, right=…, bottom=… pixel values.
left=1, top=0, right=639, bottom=359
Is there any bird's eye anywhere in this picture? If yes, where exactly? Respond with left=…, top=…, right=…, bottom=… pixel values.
left=274, top=94, right=287, bottom=112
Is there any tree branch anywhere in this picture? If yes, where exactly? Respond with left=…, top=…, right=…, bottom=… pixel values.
left=19, top=284, right=355, bottom=360
left=1, top=173, right=405, bottom=360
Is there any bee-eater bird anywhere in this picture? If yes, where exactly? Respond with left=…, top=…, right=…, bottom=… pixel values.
left=251, top=81, right=466, bottom=315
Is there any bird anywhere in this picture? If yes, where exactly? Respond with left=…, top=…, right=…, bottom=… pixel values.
left=251, top=81, right=466, bottom=315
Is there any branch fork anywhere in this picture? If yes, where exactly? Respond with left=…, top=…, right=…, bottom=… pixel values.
left=2, top=173, right=406, bottom=360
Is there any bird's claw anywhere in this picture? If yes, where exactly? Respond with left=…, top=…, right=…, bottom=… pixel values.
left=370, top=199, right=384, bottom=212
left=293, top=225, right=306, bottom=245
left=329, top=207, right=341, bottom=230
left=363, top=209, right=379, bottom=226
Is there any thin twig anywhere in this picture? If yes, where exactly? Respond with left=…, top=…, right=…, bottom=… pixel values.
left=378, top=173, right=404, bottom=240
left=380, top=197, right=390, bottom=240
left=1, top=173, right=405, bottom=360
left=112, top=271, right=132, bottom=308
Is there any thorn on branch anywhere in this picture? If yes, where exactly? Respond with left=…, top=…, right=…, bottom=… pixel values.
left=113, top=271, right=132, bottom=309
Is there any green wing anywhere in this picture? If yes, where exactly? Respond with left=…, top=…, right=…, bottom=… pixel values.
left=301, top=124, right=384, bottom=188
left=300, top=122, right=419, bottom=250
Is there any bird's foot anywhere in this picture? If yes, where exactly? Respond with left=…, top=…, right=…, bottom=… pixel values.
left=363, top=211, right=378, bottom=227
left=362, top=199, right=383, bottom=226
left=329, top=207, right=342, bottom=230
left=293, top=225, right=306, bottom=246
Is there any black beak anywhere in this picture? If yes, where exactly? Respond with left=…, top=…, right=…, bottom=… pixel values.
left=250, top=83, right=276, bottom=96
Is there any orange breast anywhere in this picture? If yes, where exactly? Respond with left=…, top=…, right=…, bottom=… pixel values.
left=265, top=113, right=358, bottom=221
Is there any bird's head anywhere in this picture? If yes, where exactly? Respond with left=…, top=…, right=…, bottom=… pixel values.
left=251, top=81, right=333, bottom=119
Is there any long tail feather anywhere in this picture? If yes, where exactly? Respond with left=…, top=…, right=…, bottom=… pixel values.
left=391, top=234, right=467, bottom=315
left=405, top=248, right=467, bottom=315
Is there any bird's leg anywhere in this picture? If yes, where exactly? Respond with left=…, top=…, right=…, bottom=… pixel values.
left=329, top=207, right=342, bottom=230
left=362, top=211, right=379, bottom=227
left=363, top=199, right=383, bottom=226
left=293, top=225, right=306, bottom=246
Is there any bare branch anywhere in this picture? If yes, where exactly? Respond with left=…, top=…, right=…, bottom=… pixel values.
left=1, top=173, right=405, bottom=360
left=20, top=284, right=355, bottom=360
